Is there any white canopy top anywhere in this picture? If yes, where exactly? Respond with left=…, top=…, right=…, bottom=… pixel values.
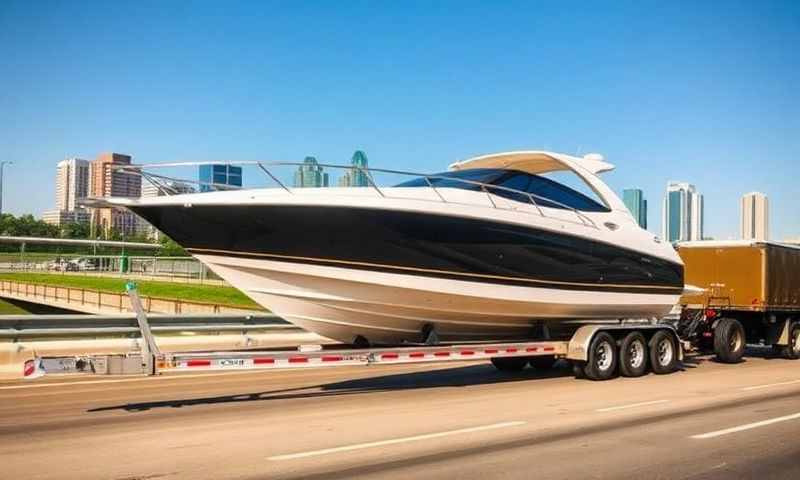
left=449, top=151, right=615, bottom=176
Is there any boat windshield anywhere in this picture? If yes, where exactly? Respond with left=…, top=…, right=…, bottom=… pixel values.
left=394, top=168, right=609, bottom=212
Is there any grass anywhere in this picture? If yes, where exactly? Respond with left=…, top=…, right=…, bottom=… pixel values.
left=0, top=299, right=32, bottom=314
left=0, top=273, right=264, bottom=310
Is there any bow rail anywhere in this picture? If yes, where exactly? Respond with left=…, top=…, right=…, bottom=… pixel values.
left=113, top=161, right=599, bottom=229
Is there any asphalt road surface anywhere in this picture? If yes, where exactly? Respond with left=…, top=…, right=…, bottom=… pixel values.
left=2, top=351, right=800, bottom=480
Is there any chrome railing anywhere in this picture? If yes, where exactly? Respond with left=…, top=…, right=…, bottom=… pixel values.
left=116, top=161, right=599, bottom=229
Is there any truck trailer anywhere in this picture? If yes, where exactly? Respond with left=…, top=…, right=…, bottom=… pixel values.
left=677, top=240, right=800, bottom=363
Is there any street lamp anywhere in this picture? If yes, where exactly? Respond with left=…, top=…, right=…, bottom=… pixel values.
left=0, top=161, right=12, bottom=216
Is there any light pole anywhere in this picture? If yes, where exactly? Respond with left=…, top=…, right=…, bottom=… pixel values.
left=0, top=161, right=12, bottom=216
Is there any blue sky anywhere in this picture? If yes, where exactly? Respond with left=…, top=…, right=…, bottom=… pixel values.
left=1, top=0, right=798, bottom=239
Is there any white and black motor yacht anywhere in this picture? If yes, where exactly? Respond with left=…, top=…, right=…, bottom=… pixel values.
left=101, top=151, right=685, bottom=345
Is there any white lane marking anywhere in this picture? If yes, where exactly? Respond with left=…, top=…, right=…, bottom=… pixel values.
left=267, top=421, right=527, bottom=461
left=741, top=379, right=800, bottom=391
left=595, top=399, right=670, bottom=412
left=0, top=370, right=269, bottom=391
left=691, top=412, right=800, bottom=439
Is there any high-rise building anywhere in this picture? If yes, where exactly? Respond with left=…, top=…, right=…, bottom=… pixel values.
left=662, top=181, right=704, bottom=243
left=338, top=150, right=370, bottom=187
left=43, top=158, right=91, bottom=227
left=55, top=158, right=90, bottom=211
left=89, top=152, right=146, bottom=238
left=740, top=192, right=769, bottom=241
left=622, top=188, right=647, bottom=229
left=199, top=164, right=243, bottom=192
left=293, top=156, right=329, bottom=188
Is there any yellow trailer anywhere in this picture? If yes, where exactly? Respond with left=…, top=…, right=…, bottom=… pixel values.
left=677, top=241, right=800, bottom=363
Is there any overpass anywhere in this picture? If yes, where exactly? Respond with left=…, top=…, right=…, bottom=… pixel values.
left=0, top=278, right=260, bottom=315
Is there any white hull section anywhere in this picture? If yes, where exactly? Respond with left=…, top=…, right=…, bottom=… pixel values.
left=198, top=254, right=680, bottom=344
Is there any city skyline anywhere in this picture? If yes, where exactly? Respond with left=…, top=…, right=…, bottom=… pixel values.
left=1, top=2, right=799, bottom=240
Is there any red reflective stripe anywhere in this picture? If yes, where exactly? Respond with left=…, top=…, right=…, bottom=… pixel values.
left=434, top=351, right=450, bottom=357
left=187, top=359, right=211, bottom=367
left=381, top=353, right=399, bottom=359
left=254, top=358, right=275, bottom=365
left=410, top=352, right=425, bottom=358
left=322, top=356, right=343, bottom=362
left=460, top=350, right=475, bottom=355
left=484, top=349, right=498, bottom=354
left=505, top=348, right=518, bottom=353
left=543, top=347, right=555, bottom=352
left=526, top=347, right=538, bottom=352
left=23, top=361, right=35, bottom=377
left=288, top=357, right=309, bottom=363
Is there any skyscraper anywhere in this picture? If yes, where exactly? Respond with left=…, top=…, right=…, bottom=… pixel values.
left=43, top=158, right=91, bottom=227
left=89, top=152, right=145, bottom=237
left=740, top=192, right=769, bottom=240
left=338, top=150, right=370, bottom=187
left=199, top=164, right=243, bottom=192
left=293, top=156, right=329, bottom=188
left=622, top=188, right=647, bottom=229
left=662, top=182, right=704, bottom=243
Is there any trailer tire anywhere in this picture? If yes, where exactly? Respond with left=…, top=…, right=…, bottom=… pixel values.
left=491, top=356, right=528, bottom=372
left=619, top=332, right=648, bottom=377
left=572, top=361, right=587, bottom=379
left=583, top=332, right=618, bottom=381
left=528, top=355, right=557, bottom=370
left=714, top=318, right=745, bottom=364
left=649, top=330, right=678, bottom=374
left=779, top=322, right=800, bottom=360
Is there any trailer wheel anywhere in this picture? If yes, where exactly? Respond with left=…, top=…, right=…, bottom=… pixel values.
left=779, top=322, right=800, bottom=360
left=583, top=332, right=618, bottom=381
left=528, top=355, right=557, bottom=370
left=572, top=361, right=587, bottom=379
left=714, top=318, right=745, bottom=364
left=619, top=332, right=648, bottom=377
left=649, top=330, right=678, bottom=374
left=491, top=356, right=528, bottom=372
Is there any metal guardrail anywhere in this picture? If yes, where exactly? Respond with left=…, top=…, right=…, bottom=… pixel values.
left=0, top=313, right=297, bottom=339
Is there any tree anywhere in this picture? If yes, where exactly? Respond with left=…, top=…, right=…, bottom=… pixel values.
left=157, top=235, right=187, bottom=256
left=60, top=222, right=90, bottom=239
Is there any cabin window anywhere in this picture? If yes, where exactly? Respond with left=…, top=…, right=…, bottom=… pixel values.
left=395, top=168, right=610, bottom=212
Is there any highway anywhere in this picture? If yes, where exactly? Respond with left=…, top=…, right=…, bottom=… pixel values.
left=2, top=352, right=800, bottom=479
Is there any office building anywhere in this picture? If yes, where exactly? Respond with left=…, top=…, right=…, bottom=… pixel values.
left=43, top=158, right=91, bottom=227
left=662, top=181, right=704, bottom=243
left=293, top=156, right=329, bottom=188
left=89, top=152, right=146, bottom=237
left=740, top=192, right=769, bottom=241
left=338, top=150, right=370, bottom=187
left=622, top=188, right=647, bottom=229
left=199, top=164, right=243, bottom=192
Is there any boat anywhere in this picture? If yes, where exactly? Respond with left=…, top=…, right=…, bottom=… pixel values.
left=100, top=151, right=685, bottom=345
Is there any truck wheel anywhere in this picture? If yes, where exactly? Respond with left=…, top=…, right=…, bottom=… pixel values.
left=714, top=318, right=745, bottom=363
left=491, top=356, right=528, bottom=372
left=583, top=332, right=618, bottom=381
left=779, top=322, right=800, bottom=360
left=619, top=332, right=648, bottom=377
left=528, top=355, right=557, bottom=370
left=649, top=330, right=678, bottom=374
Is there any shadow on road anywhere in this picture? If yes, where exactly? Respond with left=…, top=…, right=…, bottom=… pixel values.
left=88, top=361, right=574, bottom=413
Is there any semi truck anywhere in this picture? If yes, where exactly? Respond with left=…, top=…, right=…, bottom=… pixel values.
left=677, top=240, right=800, bottom=363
